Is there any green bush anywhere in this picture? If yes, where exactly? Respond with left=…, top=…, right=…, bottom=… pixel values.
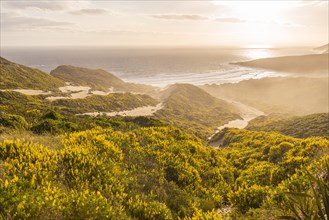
left=31, top=119, right=78, bottom=134
left=0, top=113, right=29, bottom=130
left=42, top=110, right=62, bottom=120
left=229, top=185, right=269, bottom=214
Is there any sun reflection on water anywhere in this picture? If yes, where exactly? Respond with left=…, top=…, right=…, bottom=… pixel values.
left=245, top=49, right=272, bottom=59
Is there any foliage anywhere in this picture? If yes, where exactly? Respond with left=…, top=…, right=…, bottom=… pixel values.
left=229, top=185, right=269, bottom=214
left=0, top=90, right=158, bottom=121
left=31, top=119, right=78, bottom=135
left=1, top=126, right=328, bottom=219
left=0, top=113, right=29, bottom=130
left=155, top=84, right=240, bottom=139
left=247, top=113, right=329, bottom=139
left=0, top=127, right=234, bottom=219
left=50, top=65, right=155, bottom=93
left=0, top=57, right=64, bottom=90
left=214, top=128, right=329, bottom=216
left=52, top=93, right=158, bottom=114
left=278, top=156, right=329, bottom=220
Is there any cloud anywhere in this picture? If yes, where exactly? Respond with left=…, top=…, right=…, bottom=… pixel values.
left=214, top=17, right=246, bottom=23
left=1, top=13, right=73, bottom=31
left=69, top=8, right=108, bottom=15
left=151, top=14, right=208, bottom=21
left=3, top=1, right=70, bottom=11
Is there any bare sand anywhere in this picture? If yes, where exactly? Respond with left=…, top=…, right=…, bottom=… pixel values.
left=11, top=89, right=52, bottom=95
left=47, top=85, right=119, bottom=100
left=77, top=102, right=164, bottom=117
left=209, top=99, right=265, bottom=147
left=75, top=86, right=173, bottom=117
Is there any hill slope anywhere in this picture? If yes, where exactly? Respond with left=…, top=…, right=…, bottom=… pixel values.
left=201, top=77, right=328, bottom=115
left=0, top=57, right=64, bottom=91
left=246, top=113, right=329, bottom=139
left=234, top=54, right=328, bottom=75
left=314, top=43, right=329, bottom=53
left=50, top=65, right=155, bottom=92
left=0, top=90, right=158, bottom=118
left=154, top=84, right=240, bottom=138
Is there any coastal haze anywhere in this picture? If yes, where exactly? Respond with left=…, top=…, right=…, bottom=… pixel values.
left=1, top=47, right=315, bottom=86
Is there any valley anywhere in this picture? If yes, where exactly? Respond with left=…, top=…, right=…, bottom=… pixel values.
left=1, top=50, right=328, bottom=219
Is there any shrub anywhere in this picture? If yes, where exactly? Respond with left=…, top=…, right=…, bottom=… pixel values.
left=31, top=119, right=77, bottom=134
left=0, top=113, right=29, bottom=130
left=229, top=185, right=268, bottom=214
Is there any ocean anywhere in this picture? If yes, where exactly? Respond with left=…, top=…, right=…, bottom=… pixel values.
left=1, top=47, right=314, bottom=87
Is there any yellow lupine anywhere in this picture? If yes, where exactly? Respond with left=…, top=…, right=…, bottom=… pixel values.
left=4, top=179, right=9, bottom=188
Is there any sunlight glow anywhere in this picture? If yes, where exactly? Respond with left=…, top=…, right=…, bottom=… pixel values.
left=245, top=49, right=272, bottom=59
left=214, top=1, right=302, bottom=21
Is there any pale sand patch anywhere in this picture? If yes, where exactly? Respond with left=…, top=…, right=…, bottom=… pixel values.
left=209, top=100, right=265, bottom=147
left=47, top=85, right=120, bottom=100
left=58, top=85, right=91, bottom=93
left=11, top=89, right=52, bottom=95
left=216, top=100, right=264, bottom=131
left=77, top=102, right=164, bottom=117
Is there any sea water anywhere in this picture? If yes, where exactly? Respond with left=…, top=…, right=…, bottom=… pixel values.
left=1, top=47, right=313, bottom=87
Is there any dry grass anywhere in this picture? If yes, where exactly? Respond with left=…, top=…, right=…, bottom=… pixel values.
left=0, top=127, right=63, bottom=150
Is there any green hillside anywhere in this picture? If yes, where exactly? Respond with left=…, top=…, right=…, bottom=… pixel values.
left=246, top=113, right=329, bottom=139
left=52, top=93, right=158, bottom=114
left=0, top=57, right=64, bottom=91
left=155, top=84, right=241, bottom=139
left=202, top=77, right=328, bottom=115
left=0, top=91, right=157, bottom=116
left=1, top=59, right=328, bottom=219
left=50, top=65, right=155, bottom=93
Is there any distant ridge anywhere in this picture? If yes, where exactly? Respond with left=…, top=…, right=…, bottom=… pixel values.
left=314, top=43, right=329, bottom=53
left=247, top=113, right=329, bottom=139
left=50, top=65, right=155, bottom=93
left=202, top=77, right=329, bottom=115
left=234, top=54, right=328, bottom=74
left=0, top=57, right=64, bottom=90
left=155, top=83, right=240, bottom=138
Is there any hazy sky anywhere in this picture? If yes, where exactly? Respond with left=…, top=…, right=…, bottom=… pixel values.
left=1, top=0, right=328, bottom=48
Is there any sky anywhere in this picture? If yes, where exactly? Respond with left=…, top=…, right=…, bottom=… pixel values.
left=0, top=0, right=328, bottom=48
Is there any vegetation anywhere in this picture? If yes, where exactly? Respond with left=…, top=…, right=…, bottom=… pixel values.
left=50, top=65, right=155, bottom=93
left=0, top=114, right=29, bottom=130
left=155, top=84, right=240, bottom=139
left=0, top=126, right=328, bottom=219
left=0, top=91, right=158, bottom=119
left=247, top=113, right=329, bottom=139
left=280, top=156, right=329, bottom=220
left=52, top=93, right=158, bottom=114
left=0, top=57, right=64, bottom=91
left=1, top=58, right=328, bottom=219
left=212, top=128, right=329, bottom=218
